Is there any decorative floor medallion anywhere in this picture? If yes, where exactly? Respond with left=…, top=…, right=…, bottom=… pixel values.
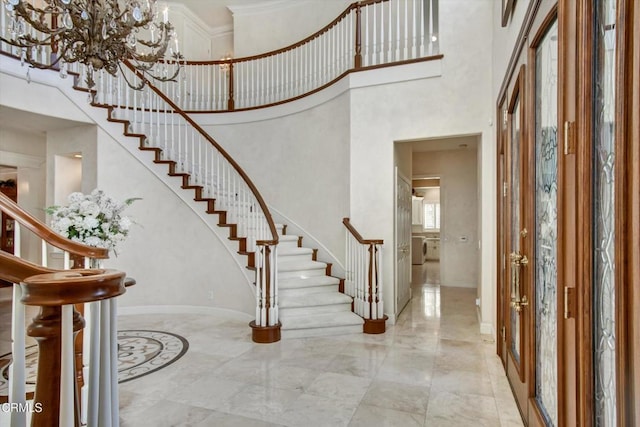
left=0, top=330, right=188, bottom=397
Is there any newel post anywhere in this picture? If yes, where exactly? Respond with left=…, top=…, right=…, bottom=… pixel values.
left=354, top=3, right=362, bottom=68
left=250, top=243, right=281, bottom=343
left=227, top=62, right=235, bottom=111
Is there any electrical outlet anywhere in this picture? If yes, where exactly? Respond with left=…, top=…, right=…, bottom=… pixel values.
left=475, top=298, right=480, bottom=307
left=208, top=291, right=214, bottom=300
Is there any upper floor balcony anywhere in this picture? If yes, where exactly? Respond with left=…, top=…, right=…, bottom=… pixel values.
left=0, top=0, right=441, bottom=113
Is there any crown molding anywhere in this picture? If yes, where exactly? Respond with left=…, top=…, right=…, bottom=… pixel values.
left=228, top=0, right=314, bottom=17
left=167, top=2, right=233, bottom=38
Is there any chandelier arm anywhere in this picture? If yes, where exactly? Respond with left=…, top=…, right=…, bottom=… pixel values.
left=13, top=2, right=65, bottom=36
left=0, top=35, right=53, bottom=49
left=117, top=61, right=146, bottom=90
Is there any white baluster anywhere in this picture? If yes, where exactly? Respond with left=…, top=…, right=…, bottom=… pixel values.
left=41, top=240, right=47, bottom=267
left=59, top=304, right=74, bottom=427
left=9, top=283, right=26, bottom=427
left=98, top=298, right=112, bottom=426
left=86, top=299, right=100, bottom=427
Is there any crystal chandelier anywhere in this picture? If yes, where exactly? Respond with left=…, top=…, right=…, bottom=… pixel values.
left=1, top=0, right=182, bottom=89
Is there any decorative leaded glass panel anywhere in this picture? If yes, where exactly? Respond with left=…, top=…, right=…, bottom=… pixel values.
left=510, top=96, right=521, bottom=363
left=534, top=19, right=558, bottom=427
left=593, top=0, right=617, bottom=425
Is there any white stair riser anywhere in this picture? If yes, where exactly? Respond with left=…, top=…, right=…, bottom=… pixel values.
left=278, top=253, right=314, bottom=263
left=278, top=267, right=326, bottom=279
left=278, top=240, right=299, bottom=249
left=279, top=303, right=352, bottom=317
left=281, top=324, right=363, bottom=339
left=279, top=285, right=340, bottom=296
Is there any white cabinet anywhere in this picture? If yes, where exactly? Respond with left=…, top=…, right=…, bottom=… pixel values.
left=412, top=197, right=423, bottom=225
left=425, top=239, right=440, bottom=260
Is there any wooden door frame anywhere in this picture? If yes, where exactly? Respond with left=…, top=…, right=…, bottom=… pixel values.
left=496, top=93, right=508, bottom=365
left=574, top=0, right=640, bottom=425
left=629, top=1, right=640, bottom=421
left=523, top=5, right=561, bottom=426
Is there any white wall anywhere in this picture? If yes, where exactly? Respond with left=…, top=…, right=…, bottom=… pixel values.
left=0, top=66, right=256, bottom=316
left=413, top=149, right=478, bottom=288
left=349, top=0, right=495, bottom=328
left=231, top=0, right=352, bottom=57
left=46, top=125, right=98, bottom=207
left=0, top=128, right=46, bottom=264
left=95, top=128, right=255, bottom=314
left=165, top=2, right=234, bottom=60
left=201, top=91, right=351, bottom=264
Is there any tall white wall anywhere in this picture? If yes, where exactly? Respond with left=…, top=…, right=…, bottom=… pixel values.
left=349, top=0, right=495, bottom=329
left=95, top=128, right=255, bottom=314
left=413, top=149, right=478, bottom=288
left=202, top=92, right=351, bottom=263
left=231, top=0, right=352, bottom=57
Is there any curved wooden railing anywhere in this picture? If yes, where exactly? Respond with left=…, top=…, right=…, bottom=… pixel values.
left=0, top=193, right=127, bottom=427
left=89, top=62, right=281, bottom=342
left=0, top=0, right=439, bottom=113
left=0, top=193, right=109, bottom=261
left=153, top=0, right=440, bottom=112
left=343, top=217, right=387, bottom=333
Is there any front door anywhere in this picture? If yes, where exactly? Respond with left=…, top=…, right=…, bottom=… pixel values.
left=499, top=2, right=562, bottom=425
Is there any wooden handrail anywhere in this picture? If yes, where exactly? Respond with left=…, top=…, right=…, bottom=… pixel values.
left=121, top=61, right=279, bottom=245
left=0, top=192, right=109, bottom=259
left=343, top=217, right=384, bottom=245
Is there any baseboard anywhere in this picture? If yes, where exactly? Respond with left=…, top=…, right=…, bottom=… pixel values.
left=118, top=305, right=253, bottom=321
left=480, top=322, right=494, bottom=337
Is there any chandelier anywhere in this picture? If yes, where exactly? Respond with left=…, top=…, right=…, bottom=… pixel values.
left=1, top=0, right=183, bottom=89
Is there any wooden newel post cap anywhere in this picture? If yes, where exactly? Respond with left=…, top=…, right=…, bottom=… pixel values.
left=21, top=269, right=127, bottom=306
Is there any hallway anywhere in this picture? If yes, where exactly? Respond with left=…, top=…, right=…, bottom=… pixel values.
left=115, top=262, right=523, bottom=426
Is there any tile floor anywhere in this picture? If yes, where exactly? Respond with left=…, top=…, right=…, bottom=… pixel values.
left=115, top=261, right=524, bottom=427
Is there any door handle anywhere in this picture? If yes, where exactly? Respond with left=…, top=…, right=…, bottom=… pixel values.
left=509, top=251, right=528, bottom=314
left=510, top=294, right=529, bottom=313
left=510, top=252, right=528, bottom=266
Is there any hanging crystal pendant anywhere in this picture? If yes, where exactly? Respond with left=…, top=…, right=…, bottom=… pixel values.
left=25, top=68, right=30, bottom=83
left=62, top=11, right=73, bottom=29
left=81, top=10, right=89, bottom=20
left=60, top=60, right=68, bottom=79
left=132, top=6, right=143, bottom=22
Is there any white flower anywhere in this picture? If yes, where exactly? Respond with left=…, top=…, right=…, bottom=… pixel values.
left=119, top=217, right=132, bottom=231
left=68, top=192, right=84, bottom=203
left=83, top=216, right=100, bottom=231
left=47, top=190, right=139, bottom=255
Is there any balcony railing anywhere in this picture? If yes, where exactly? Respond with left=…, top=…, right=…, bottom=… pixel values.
left=0, top=0, right=440, bottom=112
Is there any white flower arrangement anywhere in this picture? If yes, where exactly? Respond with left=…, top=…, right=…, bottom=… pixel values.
left=46, top=190, right=140, bottom=255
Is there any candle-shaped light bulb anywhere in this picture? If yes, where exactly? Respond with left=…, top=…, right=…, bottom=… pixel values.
left=174, top=36, right=179, bottom=53
left=163, top=7, right=168, bottom=23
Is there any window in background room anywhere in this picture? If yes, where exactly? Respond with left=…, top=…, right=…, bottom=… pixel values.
left=424, top=201, right=440, bottom=230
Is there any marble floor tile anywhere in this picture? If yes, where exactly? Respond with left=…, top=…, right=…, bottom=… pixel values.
left=425, top=391, right=501, bottom=426
left=360, top=379, right=430, bottom=415
left=348, top=403, right=425, bottom=427
left=277, top=393, right=358, bottom=427
left=305, top=372, right=372, bottom=405
left=2, top=262, right=525, bottom=426
left=120, top=399, right=216, bottom=427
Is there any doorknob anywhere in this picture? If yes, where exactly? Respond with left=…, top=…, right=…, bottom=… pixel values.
left=511, top=294, right=529, bottom=313
left=510, top=252, right=528, bottom=267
